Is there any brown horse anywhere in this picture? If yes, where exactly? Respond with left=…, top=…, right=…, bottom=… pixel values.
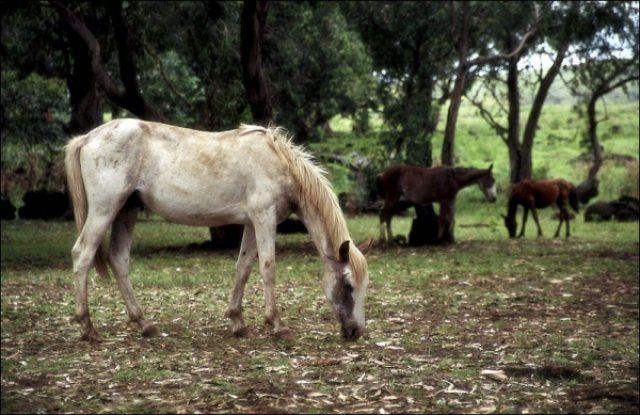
left=376, top=164, right=497, bottom=243
left=502, top=178, right=579, bottom=239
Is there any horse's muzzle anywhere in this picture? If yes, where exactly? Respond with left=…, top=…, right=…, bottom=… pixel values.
left=341, top=321, right=364, bottom=341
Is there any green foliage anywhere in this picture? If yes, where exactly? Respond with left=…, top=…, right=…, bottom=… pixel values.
left=266, top=2, right=375, bottom=140
left=137, top=1, right=246, bottom=130
left=1, top=70, right=68, bottom=144
left=340, top=2, right=453, bottom=167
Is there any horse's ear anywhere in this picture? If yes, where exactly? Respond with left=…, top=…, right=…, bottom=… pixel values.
left=488, top=163, right=493, bottom=172
left=338, top=240, right=350, bottom=263
left=357, top=238, right=374, bottom=256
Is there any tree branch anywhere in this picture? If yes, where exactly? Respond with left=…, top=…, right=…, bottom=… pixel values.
left=50, top=0, right=121, bottom=98
left=143, top=44, right=194, bottom=109
left=468, top=3, right=544, bottom=67
left=51, top=0, right=165, bottom=121
left=465, top=89, right=508, bottom=143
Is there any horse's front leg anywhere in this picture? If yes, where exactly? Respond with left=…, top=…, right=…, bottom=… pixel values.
left=530, top=208, right=544, bottom=237
left=226, top=226, right=258, bottom=337
left=109, top=207, right=158, bottom=337
left=253, top=213, right=292, bottom=340
left=517, top=208, right=528, bottom=237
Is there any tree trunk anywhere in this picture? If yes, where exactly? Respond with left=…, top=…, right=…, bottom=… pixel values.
left=439, top=1, right=470, bottom=244
left=105, top=1, right=165, bottom=121
left=518, top=41, right=569, bottom=181
left=586, top=94, right=604, bottom=181
left=441, top=1, right=470, bottom=167
left=506, top=49, right=522, bottom=184
left=52, top=0, right=165, bottom=122
left=66, top=33, right=102, bottom=135
left=241, top=0, right=272, bottom=126
left=574, top=90, right=604, bottom=205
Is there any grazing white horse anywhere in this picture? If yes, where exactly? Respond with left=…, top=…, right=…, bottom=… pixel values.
left=65, top=119, right=372, bottom=342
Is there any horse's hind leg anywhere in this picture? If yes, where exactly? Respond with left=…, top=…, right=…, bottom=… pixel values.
left=554, top=207, right=569, bottom=238
left=109, top=206, right=158, bottom=337
left=226, top=225, right=258, bottom=337
left=71, top=213, right=115, bottom=342
left=378, top=210, right=389, bottom=243
left=379, top=199, right=397, bottom=244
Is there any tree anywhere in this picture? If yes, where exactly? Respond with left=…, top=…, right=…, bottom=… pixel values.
left=465, top=1, right=629, bottom=186
left=438, top=1, right=538, bottom=243
left=561, top=2, right=639, bottom=201
left=343, top=2, right=451, bottom=165
left=266, top=2, right=375, bottom=141
left=241, top=0, right=272, bottom=126
left=51, top=0, right=165, bottom=123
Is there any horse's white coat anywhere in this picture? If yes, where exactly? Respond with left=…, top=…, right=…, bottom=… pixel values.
left=65, top=119, right=371, bottom=341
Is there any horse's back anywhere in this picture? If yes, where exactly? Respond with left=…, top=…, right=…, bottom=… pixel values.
left=511, top=179, right=573, bottom=208
left=76, top=119, right=295, bottom=227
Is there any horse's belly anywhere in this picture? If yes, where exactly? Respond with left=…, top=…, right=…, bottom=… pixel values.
left=139, top=189, right=249, bottom=227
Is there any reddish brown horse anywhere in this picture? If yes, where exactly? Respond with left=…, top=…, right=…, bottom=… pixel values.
left=376, top=164, right=497, bottom=243
left=502, top=179, right=579, bottom=239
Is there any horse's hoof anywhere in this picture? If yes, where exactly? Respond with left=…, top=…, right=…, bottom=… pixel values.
left=233, top=327, right=249, bottom=338
left=275, top=328, right=295, bottom=341
left=81, top=329, right=102, bottom=343
left=141, top=323, right=159, bottom=338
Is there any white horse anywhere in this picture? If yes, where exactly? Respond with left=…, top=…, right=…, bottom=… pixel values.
left=65, top=119, right=373, bottom=342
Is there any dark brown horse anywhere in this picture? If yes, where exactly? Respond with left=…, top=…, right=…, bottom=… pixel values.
left=376, top=164, right=497, bottom=243
left=502, top=179, right=579, bottom=239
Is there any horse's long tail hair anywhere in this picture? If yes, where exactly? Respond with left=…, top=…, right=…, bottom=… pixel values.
left=64, top=135, right=110, bottom=278
left=569, top=185, right=580, bottom=213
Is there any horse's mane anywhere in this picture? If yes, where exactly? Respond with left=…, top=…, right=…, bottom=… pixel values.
left=238, top=124, right=366, bottom=282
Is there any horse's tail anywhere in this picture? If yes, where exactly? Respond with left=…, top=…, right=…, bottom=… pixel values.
left=65, top=135, right=110, bottom=278
left=376, top=173, right=385, bottom=198
left=569, top=184, right=579, bottom=213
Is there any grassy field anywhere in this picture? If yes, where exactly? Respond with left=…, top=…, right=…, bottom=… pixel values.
left=1, top=210, right=638, bottom=414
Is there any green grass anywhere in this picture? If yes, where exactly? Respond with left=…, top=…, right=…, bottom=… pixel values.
left=2, top=211, right=637, bottom=413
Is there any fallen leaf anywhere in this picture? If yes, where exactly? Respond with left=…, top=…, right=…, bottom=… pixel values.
left=481, top=369, right=508, bottom=382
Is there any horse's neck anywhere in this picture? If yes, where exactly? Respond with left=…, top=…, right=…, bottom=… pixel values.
left=298, top=205, right=349, bottom=260
left=452, top=168, right=484, bottom=188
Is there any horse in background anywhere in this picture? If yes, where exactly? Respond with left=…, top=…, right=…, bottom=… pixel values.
left=376, top=164, right=497, bottom=244
left=65, top=119, right=372, bottom=342
left=502, top=178, right=579, bottom=239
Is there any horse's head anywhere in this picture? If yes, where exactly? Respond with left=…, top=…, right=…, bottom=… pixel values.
left=323, top=239, right=373, bottom=341
left=502, top=213, right=517, bottom=238
left=478, top=164, right=497, bottom=203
